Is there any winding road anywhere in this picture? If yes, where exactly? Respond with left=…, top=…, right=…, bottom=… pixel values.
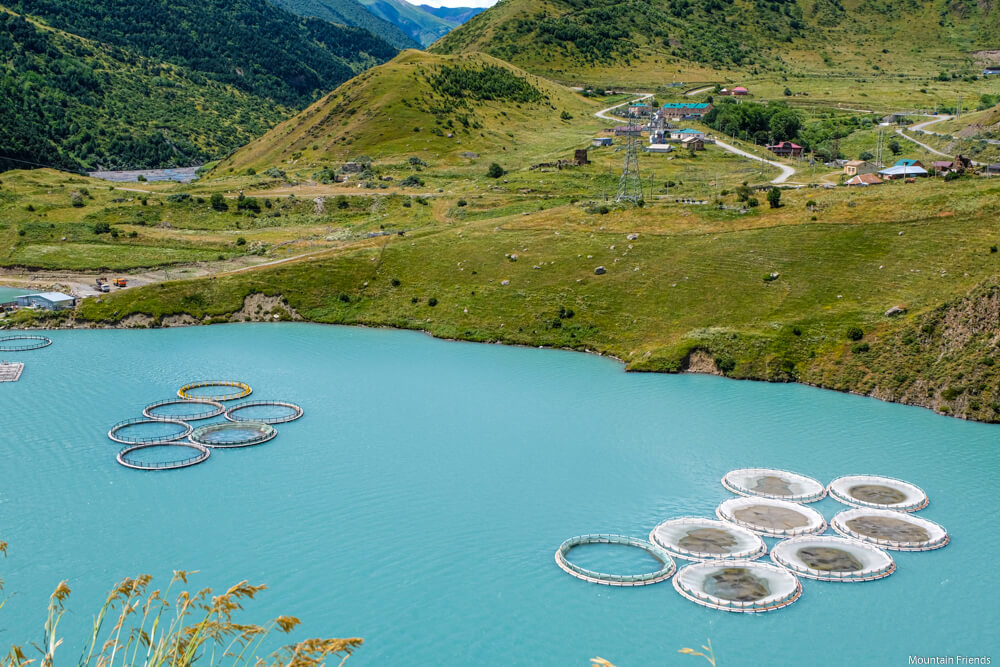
left=895, top=114, right=989, bottom=165
left=594, top=93, right=796, bottom=184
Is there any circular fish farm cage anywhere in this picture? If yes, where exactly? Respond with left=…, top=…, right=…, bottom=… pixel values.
left=722, top=468, right=827, bottom=503
left=116, top=442, right=211, bottom=471
left=831, top=508, right=949, bottom=551
left=673, top=560, right=802, bottom=613
left=189, top=421, right=276, bottom=449
left=770, top=535, right=896, bottom=582
left=554, top=534, right=676, bottom=586
left=177, top=381, right=252, bottom=402
left=649, top=517, right=767, bottom=562
left=827, top=475, right=929, bottom=512
left=108, top=418, right=193, bottom=445
left=143, top=398, right=225, bottom=422
left=0, top=335, right=52, bottom=352
left=224, top=400, right=303, bottom=425
left=716, top=497, right=827, bottom=538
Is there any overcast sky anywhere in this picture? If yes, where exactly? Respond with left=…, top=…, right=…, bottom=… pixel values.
left=416, top=0, right=498, bottom=7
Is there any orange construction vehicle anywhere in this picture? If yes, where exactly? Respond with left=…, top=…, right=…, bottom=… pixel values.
left=114, top=278, right=128, bottom=288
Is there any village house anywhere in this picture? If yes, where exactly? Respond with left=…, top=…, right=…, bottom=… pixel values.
left=627, top=103, right=652, bottom=117
left=682, top=136, right=705, bottom=151
left=592, top=137, right=613, bottom=147
left=670, top=128, right=705, bottom=141
left=719, top=86, right=749, bottom=96
left=931, top=155, right=972, bottom=175
left=646, top=143, right=673, bottom=154
left=845, top=173, right=883, bottom=187
left=844, top=160, right=877, bottom=176
left=984, top=164, right=1000, bottom=175
left=893, top=159, right=925, bottom=169
left=614, top=125, right=644, bottom=136
left=660, top=103, right=712, bottom=120
left=984, top=67, right=1000, bottom=77
left=767, top=141, right=804, bottom=157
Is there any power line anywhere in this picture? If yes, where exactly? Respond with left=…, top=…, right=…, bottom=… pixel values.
left=0, top=154, right=86, bottom=174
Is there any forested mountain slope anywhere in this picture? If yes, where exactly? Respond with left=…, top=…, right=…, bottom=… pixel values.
left=431, top=0, right=1000, bottom=82
left=6, top=0, right=397, bottom=106
left=0, top=10, right=289, bottom=171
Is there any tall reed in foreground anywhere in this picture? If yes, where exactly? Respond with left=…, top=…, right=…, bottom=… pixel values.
left=0, top=543, right=361, bottom=667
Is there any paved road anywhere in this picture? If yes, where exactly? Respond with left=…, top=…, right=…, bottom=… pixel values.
left=685, top=86, right=714, bottom=97
left=594, top=93, right=653, bottom=121
left=713, top=138, right=796, bottom=184
left=896, top=114, right=988, bottom=165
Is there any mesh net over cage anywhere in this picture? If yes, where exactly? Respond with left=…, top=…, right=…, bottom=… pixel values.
left=108, top=418, right=193, bottom=445
left=770, top=535, right=895, bottom=582
left=224, top=401, right=303, bottom=425
left=554, top=534, right=676, bottom=586
left=722, top=468, right=827, bottom=503
left=189, top=421, right=277, bottom=448
left=831, top=508, right=949, bottom=551
left=177, top=381, right=252, bottom=402
left=649, top=517, right=766, bottom=562
left=716, top=497, right=827, bottom=538
left=827, top=475, right=929, bottom=512
left=0, top=335, right=52, bottom=351
left=673, top=560, right=802, bottom=613
left=116, top=442, right=211, bottom=471
left=143, top=398, right=225, bottom=422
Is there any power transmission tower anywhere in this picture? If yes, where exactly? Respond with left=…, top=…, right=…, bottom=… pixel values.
left=616, top=111, right=643, bottom=204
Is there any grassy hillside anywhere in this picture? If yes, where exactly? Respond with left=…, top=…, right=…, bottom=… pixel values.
left=430, top=0, right=1000, bottom=85
left=216, top=49, right=600, bottom=173
left=8, top=0, right=397, bottom=107
left=51, top=173, right=1000, bottom=423
left=355, top=0, right=453, bottom=46
left=0, top=10, right=289, bottom=172
left=270, top=0, right=420, bottom=49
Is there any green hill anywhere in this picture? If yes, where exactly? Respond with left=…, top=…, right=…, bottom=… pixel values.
left=0, top=10, right=289, bottom=171
left=355, top=0, right=454, bottom=46
left=270, top=0, right=420, bottom=49
left=217, top=49, right=599, bottom=172
left=8, top=0, right=398, bottom=107
left=430, top=0, right=1000, bottom=84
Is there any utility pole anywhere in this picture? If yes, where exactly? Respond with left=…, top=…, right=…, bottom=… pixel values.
left=956, top=94, right=962, bottom=120
left=616, top=110, right=643, bottom=204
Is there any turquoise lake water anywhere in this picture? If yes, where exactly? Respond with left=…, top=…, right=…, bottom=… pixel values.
left=1, top=323, right=997, bottom=665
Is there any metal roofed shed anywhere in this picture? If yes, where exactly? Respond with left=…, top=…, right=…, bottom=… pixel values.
left=878, top=165, right=928, bottom=179
left=16, top=292, right=76, bottom=310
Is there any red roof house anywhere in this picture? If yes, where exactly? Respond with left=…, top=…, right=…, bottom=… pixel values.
left=767, top=141, right=803, bottom=157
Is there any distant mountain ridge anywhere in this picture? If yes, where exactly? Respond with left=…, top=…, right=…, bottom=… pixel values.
left=355, top=0, right=480, bottom=46
left=270, top=0, right=420, bottom=49
left=418, top=4, right=484, bottom=24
